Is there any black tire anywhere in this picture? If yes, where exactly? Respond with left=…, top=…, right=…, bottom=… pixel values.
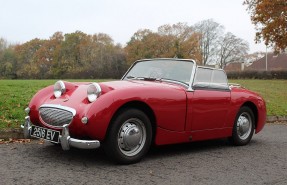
left=230, top=106, right=255, bottom=146
left=104, top=108, right=152, bottom=164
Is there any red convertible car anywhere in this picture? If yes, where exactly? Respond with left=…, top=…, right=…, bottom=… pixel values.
left=22, top=58, right=266, bottom=164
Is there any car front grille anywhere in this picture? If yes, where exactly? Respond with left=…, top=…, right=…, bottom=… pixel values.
left=39, top=105, right=76, bottom=127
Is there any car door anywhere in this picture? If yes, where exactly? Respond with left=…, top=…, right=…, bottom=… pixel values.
left=186, top=67, right=231, bottom=131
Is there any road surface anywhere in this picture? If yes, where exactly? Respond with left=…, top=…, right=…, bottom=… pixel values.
left=0, top=124, right=286, bottom=185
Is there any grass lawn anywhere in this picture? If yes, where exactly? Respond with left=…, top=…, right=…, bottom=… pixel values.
left=0, top=79, right=286, bottom=129
left=229, top=79, right=287, bottom=116
left=0, top=79, right=106, bottom=129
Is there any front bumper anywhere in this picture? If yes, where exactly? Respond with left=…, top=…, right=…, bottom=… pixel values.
left=22, top=116, right=100, bottom=150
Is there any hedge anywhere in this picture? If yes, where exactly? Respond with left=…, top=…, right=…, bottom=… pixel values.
left=226, top=70, right=287, bottom=79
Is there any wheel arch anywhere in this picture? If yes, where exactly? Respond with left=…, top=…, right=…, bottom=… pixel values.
left=241, top=101, right=258, bottom=129
left=108, top=101, right=157, bottom=140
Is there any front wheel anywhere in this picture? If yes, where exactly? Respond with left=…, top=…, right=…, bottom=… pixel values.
left=230, top=106, right=255, bottom=146
left=104, top=108, right=152, bottom=164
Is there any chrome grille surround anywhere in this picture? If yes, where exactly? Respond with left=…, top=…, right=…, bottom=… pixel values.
left=39, top=104, right=76, bottom=128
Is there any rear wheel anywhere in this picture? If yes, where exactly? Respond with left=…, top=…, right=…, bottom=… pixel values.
left=230, top=106, right=255, bottom=146
left=104, top=108, right=152, bottom=164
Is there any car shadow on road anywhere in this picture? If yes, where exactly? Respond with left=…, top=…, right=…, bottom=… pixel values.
left=147, top=139, right=229, bottom=158
left=30, top=137, right=263, bottom=166
left=40, top=142, right=110, bottom=165
left=144, top=137, right=263, bottom=162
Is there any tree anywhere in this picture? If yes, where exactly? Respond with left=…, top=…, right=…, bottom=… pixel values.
left=55, top=31, right=88, bottom=77
left=0, top=46, right=17, bottom=78
left=194, top=19, right=224, bottom=65
left=0, top=38, right=8, bottom=52
left=14, top=39, right=45, bottom=78
left=0, top=38, right=19, bottom=78
left=34, top=33, right=63, bottom=78
left=244, top=0, right=287, bottom=52
left=125, top=29, right=155, bottom=64
left=125, top=23, right=201, bottom=65
left=216, top=32, right=249, bottom=69
left=158, top=23, right=201, bottom=60
left=88, top=33, right=126, bottom=78
left=0, top=32, right=127, bottom=79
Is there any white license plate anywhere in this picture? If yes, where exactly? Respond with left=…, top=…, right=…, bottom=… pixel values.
left=31, top=125, right=60, bottom=143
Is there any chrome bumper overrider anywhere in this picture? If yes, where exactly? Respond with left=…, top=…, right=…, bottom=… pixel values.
left=22, top=116, right=100, bottom=150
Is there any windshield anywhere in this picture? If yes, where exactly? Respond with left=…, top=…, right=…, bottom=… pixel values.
left=122, top=59, right=194, bottom=85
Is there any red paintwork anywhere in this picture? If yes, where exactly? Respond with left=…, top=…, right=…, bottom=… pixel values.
left=28, top=79, right=266, bottom=145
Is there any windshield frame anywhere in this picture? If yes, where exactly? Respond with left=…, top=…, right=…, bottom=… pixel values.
left=121, top=58, right=197, bottom=91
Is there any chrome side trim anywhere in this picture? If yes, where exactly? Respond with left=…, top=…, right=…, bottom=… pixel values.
left=229, top=83, right=243, bottom=88
left=39, top=104, right=76, bottom=116
left=160, top=78, right=189, bottom=88
left=187, top=61, right=197, bottom=92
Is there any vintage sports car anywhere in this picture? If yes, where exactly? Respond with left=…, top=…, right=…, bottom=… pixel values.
left=22, top=58, right=266, bottom=164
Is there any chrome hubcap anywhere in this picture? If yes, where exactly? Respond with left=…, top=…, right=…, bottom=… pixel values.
left=237, top=112, right=252, bottom=140
left=118, top=118, right=146, bottom=156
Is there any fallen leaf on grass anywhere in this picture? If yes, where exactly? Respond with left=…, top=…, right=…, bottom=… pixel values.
left=0, top=138, right=31, bottom=144
left=13, top=139, right=31, bottom=143
left=38, top=139, right=45, bottom=145
left=0, top=139, right=5, bottom=144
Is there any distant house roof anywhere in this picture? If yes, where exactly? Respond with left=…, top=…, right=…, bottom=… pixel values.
left=246, top=53, right=287, bottom=71
left=224, top=62, right=244, bottom=72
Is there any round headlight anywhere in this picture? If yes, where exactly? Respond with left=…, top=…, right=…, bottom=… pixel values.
left=87, top=83, right=101, bottom=102
left=54, top=80, right=66, bottom=98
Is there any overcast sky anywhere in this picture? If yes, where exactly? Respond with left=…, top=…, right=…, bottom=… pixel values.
left=0, top=0, right=268, bottom=53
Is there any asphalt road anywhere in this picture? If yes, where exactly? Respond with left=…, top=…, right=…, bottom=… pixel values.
left=0, top=124, right=287, bottom=185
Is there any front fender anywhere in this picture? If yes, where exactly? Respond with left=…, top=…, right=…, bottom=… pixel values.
left=85, top=85, right=187, bottom=141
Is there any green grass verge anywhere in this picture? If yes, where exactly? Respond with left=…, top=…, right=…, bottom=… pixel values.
left=0, top=79, right=286, bottom=129
left=0, top=79, right=108, bottom=129
left=230, top=79, right=287, bottom=116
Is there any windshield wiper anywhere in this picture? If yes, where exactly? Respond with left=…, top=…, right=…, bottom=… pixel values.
left=126, top=76, right=188, bottom=86
left=142, top=77, right=157, bottom=81
left=126, top=76, right=157, bottom=81
left=126, top=75, right=136, bottom=79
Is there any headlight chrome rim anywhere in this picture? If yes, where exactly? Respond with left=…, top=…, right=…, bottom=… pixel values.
left=87, top=83, right=101, bottom=102
left=54, top=80, right=66, bottom=98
